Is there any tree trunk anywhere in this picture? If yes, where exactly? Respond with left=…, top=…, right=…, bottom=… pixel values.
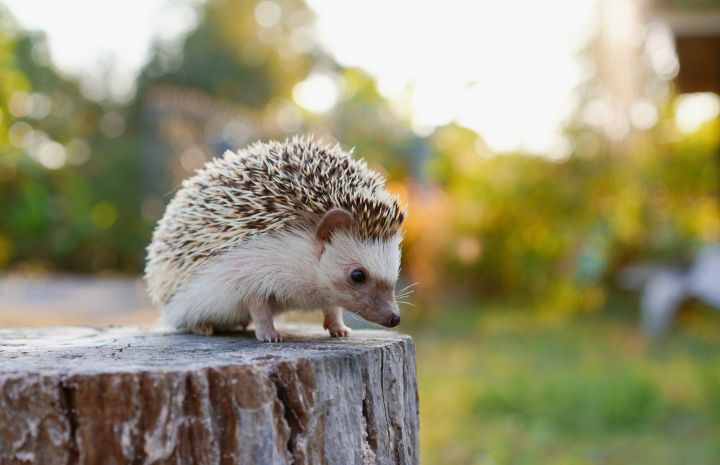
left=0, top=325, right=419, bottom=465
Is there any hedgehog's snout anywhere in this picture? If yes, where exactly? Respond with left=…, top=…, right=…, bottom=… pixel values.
left=355, top=296, right=401, bottom=328
left=378, top=300, right=401, bottom=327
left=384, top=313, right=401, bottom=328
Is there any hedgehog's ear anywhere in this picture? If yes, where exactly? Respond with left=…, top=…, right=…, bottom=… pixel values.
left=315, top=208, right=353, bottom=257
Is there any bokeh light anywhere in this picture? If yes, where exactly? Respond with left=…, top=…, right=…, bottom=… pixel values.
left=675, top=92, right=720, bottom=134
left=292, top=72, right=340, bottom=114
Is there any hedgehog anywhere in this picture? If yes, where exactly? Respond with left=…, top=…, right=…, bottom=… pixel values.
left=145, top=137, right=406, bottom=342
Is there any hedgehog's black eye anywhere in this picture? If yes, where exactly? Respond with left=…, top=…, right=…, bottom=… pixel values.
left=350, top=268, right=366, bottom=284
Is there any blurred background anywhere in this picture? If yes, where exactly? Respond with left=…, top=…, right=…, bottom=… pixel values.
left=1, top=0, right=719, bottom=463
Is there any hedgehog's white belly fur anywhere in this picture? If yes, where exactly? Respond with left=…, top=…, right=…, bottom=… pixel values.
left=160, top=228, right=328, bottom=329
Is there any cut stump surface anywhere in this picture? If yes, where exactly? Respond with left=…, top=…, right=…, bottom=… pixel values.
left=0, top=324, right=419, bottom=465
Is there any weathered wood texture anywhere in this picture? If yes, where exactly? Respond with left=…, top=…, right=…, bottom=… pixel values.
left=0, top=325, right=419, bottom=465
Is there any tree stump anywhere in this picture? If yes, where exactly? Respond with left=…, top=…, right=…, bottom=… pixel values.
left=0, top=325, right=419, bottom=465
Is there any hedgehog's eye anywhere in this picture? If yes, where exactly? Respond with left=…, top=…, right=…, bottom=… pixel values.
left=350, top=268, right=367, bottom=284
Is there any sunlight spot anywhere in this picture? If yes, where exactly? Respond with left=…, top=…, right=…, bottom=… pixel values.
left=675, top=93, right=720, bottom=134
left=293, top=73, right=339, bottom=114
left=180, top=146, right=206, bottom=172
left=583, top=99, right=611, bottom=128
left=629, top=99, right=658, bottom=130
left=645, top=22, right=679, bottom=80
left=290, top=26, right=317, bottom=53
left=66, top=139, right=92, bottom=166
left=8, top=121, right=32, bottom=148
left=254, top=1, right=282, bottom=28
left=546, top=137, right=573, bottom=162
left=37, top=140, right=67, bottom=170
left=8, top=92, right=31, bottom=117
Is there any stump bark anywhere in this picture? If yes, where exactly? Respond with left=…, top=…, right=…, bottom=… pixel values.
left=0, top=325, right=419, bottom=465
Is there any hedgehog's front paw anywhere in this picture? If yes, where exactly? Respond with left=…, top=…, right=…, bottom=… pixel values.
left=255, top=328, right=282, bottom=343
left=326, top=324, right=351, bottom=338
left=190, top=323, right=214, bottom=336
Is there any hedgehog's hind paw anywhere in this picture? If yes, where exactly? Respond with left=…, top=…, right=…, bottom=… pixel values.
left=255, top=327, right=282, bottom=343
left=189, top=323, right=215, bottom=336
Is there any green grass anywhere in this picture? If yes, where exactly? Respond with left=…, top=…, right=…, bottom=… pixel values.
left=408, top=305, right=720, bottom=465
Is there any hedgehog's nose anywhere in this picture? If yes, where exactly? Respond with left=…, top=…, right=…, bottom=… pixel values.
left=385, top=313, right=401, bottom=328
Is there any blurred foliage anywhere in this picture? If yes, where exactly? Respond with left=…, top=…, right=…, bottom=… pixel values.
left=0, top=0, right=719, bottom=316
left=404, top=116, right=719, bottom=312
left=412, top=305, right=720, bottom=465
left=0, top=10, right=145, bottom=272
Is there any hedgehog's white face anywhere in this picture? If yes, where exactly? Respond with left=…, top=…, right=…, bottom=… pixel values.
left=315, top=210, right=402, bottom=327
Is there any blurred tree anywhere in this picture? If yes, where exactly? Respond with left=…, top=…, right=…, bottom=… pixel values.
left=0, top=8, right=145, bottom=273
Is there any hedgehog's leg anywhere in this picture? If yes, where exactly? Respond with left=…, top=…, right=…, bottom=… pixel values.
left=248, top=299, right=281, bottom=343
left=190, top=323, right=215, bottom=336
left=323, top=307, right=352, bottom=337
left=234, top=304, right=252, bottom=332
